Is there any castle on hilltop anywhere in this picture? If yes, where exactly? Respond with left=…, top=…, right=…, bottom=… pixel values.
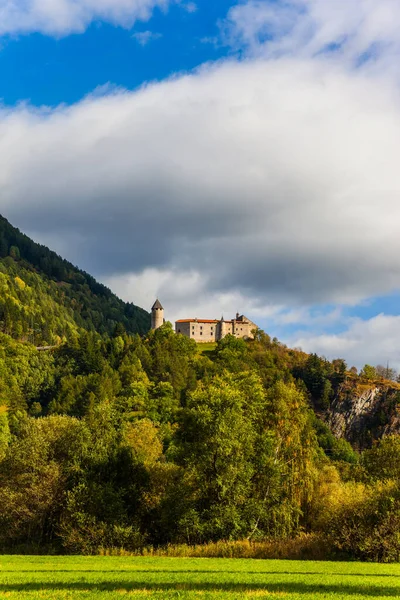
left=151, top=299, right=257, bottom=342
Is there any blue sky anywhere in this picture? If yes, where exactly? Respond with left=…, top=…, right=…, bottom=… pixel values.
left=0, top=2, right=234, bottom=107
left=1, top=0, right=400, bottom=370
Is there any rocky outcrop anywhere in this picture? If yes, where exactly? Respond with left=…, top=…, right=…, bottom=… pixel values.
left=328, top=380, right=400, bottom=449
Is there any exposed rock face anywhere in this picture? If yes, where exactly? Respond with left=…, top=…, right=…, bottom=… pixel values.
left=329, top=380, right=400, bottom=449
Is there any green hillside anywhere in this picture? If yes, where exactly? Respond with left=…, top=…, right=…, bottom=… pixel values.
left=1, top=216, right=400, bottom=562
left=0, top=215, right=150, bottom=342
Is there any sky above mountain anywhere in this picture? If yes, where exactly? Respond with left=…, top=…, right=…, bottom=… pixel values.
left=1, top=0, right=400, bottom=370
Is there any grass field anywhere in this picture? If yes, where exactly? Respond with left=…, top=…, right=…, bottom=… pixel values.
left=0, top=556, right=400, bottom=599
left=196, top=342, right=217, bottom=354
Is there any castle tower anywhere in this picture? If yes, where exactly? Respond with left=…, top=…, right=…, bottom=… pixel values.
left=217, top=315, right=225, bottom=341
left=151, top=299, right=164, bottom=330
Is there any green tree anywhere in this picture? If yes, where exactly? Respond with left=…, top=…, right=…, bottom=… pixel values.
left=363, top=436, right=400, bottom=482
left=360, top=364, right=377, bottom=380
left=9, top=246, right=20, bottom=260
left=0, top=415, right=91, bottom=548
left=177, top=372, right=258, bottom=541
left=0, top=407, right=10, bottom=461
left=293, top=354, right=333, bottom=410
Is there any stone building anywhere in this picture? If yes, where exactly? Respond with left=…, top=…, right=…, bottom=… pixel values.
left=175, top=314, right=257, bottom=342
left=151, top=300, right=257, bottom=342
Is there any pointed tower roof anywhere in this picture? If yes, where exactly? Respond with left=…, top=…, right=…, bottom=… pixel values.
left=152, top=299, right=164, bottom=310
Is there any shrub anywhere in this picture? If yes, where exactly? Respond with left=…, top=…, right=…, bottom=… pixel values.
left=326, top=481, right=400, bottom=562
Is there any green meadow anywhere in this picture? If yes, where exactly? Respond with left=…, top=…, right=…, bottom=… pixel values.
left=196, top=341, right=217, bottom=353
left=0, top=556, right=399, bottom=599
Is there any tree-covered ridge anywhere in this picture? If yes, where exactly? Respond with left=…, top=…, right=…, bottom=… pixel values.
left=0, top=215, right=150, bottom=339
left=2, top=322, right=400, bottom=561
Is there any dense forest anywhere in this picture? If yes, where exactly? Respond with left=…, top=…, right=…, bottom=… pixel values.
left=0, top=215, right=150, bottom=340
left=1, top=216, right=400, bottom=561
left=1, top=323, right=400, bottom=560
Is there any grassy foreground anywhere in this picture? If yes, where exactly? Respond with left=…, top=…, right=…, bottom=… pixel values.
left=0, top=557, right=400, bottom=599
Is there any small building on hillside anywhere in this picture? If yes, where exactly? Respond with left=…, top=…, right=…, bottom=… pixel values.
left=175, top=314, right=257, bottom=342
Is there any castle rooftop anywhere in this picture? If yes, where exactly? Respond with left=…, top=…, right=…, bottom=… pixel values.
left=176, top=317, right=248, bottom=324
left=176, top=318, right=218, bottom=324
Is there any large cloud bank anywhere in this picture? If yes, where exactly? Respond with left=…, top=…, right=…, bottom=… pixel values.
left=3, top=57, right=400, bottom=309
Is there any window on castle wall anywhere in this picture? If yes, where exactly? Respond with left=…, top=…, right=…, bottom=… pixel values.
left=200, top=332, right=203, bottom=336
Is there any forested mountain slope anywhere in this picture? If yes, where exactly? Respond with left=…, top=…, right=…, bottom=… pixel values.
left=1, top=325, right=400, bottom=560
left=0, top=215, right=150, bottom=343
left=1, top=213, right=400, bottom=560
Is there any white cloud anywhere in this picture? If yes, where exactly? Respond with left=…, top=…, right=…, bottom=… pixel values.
left=291, top=314, right=400, bottom=371
left=104, top=267, right=280, bottom=324
left=3, top=56, right=400, bottom=315
left=225, top=0, right=400, bottom=71
left=131, top=30, right=162, bottom=45
left=183, top=2, right=197, bottom=14
left=0, top=0, right=171, bottom=36
left=200, top=36, right=218, bottom=46
left=273, top=307, right=343, bottom=328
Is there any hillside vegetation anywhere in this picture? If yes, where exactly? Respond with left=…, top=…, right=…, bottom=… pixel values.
left=0, top=322, right=400, bottom=560
left=0, top=214, right=150, bottom=342
left=1, top=216, right=400, bottom=561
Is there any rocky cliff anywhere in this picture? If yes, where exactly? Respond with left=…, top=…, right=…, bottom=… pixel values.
left=329, top=378, right=400, bottom=449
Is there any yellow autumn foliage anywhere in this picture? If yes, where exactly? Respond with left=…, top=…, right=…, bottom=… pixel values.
left=14, top=276, right=26, bottom=290
left=310, top=464, right=368, bottom=530
left=125, top=418, right=163, bottom=466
